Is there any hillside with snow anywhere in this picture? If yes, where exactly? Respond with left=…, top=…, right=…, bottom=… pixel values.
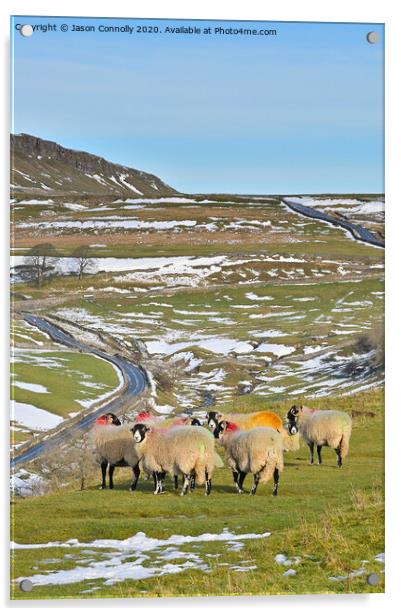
left=10, top=134, right=177, bottom=197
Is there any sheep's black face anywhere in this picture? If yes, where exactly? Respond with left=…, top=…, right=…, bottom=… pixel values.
left=213, top=421, right=225, bottom=439
left=288, top=405, right=300, bottom=418
left=287, top=419, right=298, bottom=435
left=207, top=411, right=218, bottom=431
left=131, top=423, right=149, bottom=443
left=107, top=413, right=121, bottom=426
left=287, top=406, right=299, bottom=435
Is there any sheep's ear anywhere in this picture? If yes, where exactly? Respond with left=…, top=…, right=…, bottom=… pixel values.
left=216, top=413, right=223, bottom=421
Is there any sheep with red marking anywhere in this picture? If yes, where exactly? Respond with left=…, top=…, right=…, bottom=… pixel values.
left=134, top=411, right=201, bottom=428
left=90, top=414, right=140, bottom=490
left=207, top=410, right=299, bottom=452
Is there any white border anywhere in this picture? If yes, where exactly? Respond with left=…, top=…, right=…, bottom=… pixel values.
left=2, top=1, right=400, bottom=614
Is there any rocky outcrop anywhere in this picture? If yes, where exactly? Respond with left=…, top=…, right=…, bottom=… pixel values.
left=10, top=133, right=177, bottom=197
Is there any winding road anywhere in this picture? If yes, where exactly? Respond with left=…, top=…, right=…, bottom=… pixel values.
left=283, top=199, right=384, bottom=248
left=11, top=314, right=148, bottom=469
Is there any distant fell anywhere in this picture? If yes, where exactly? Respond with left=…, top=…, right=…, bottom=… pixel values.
left=10, top=134, right=177, bottom=197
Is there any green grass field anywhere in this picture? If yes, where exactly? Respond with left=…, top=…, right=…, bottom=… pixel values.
left=10, top=388, right=384, bottom=599
left=11, top=350, right=121, bottom=417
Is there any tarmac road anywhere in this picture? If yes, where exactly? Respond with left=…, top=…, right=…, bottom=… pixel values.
left=283, top=199, right=384, bottom=248
left=11, top=314, right=147, bottom=468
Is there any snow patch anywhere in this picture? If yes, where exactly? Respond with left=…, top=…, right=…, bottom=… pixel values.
left=12, top=528, right=271, bottom=588
left=13, top=381, right=48, bottom=394
left=11, top=401, right=63, bottom=431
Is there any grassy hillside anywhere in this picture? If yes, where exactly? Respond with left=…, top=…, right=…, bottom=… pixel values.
left=10, top=388, right=384, bottom=599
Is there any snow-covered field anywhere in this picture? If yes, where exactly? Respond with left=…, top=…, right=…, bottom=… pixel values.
left=11, top=527, right=385, bottom=592
left=10, top=193, right=384, bottom=446
left=10, top=249, right=376, bottom=289
left=10, top=347, right=124, bottom=437
left=287, top=196, right=385, bottom=220
left=49, top=277, right=383, bottom=411
left=11, top=401, right=64, bottom=431
left=12, top=528, right=271, bottom=590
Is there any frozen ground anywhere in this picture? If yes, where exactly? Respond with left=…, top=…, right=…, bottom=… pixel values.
left=12, top=528, right=271, bottom=590
left=287, top=196, right=385, bottom=222
left=10, top=346, right=124, bottom=438
left=11, top=401, right=63, bottom=431
left=49, top=276, right=383, bottom=411
left=10, top=193, right=384, bottom=439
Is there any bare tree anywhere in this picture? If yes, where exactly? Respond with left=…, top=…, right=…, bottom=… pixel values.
left=30, top=433, right=98, bottom=494
left=21, top=243, right=59, bottom=287
left=72, top=245, right=94, bottom=280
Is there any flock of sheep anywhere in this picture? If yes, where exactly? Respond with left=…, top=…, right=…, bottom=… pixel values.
left=89, top=405, right=352, bottom=496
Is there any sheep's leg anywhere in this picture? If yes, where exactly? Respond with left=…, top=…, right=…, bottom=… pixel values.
left=130, top=464, right=140, bottom=491
left=335, top=446, right=342, bottom=468
left=174, top=475, right=179, bottom=490
left=237, top=471, right=246, bottom=494
left=308, top=443, right=315, bottom=465
left=272, top=467, right=279, bottom=496
left=154, top=472, right=165, bottom=494
left=100, top=461, right=108, bottom=490
left=181, top=474, right=191, bottom=496
left=109, top=464, right=116, bottom=489
left=232, top=471, right=239, bottom=484
left=317, top=445, right=323, bottom=465
left=205, top=470, right=212, bottom=496
left=250, top=472, right=260, bottom=495
left=161, top=472, right=166, bottom=492
left=153, top=472, right=157, bottom=492
left=190, top=474, right=196, bottom=492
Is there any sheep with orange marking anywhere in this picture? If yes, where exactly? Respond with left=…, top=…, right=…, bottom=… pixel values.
left=206, top=410, right=299, bottom=451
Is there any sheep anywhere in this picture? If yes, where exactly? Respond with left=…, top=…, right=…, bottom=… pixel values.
left=134, top=410, right=201, bottom=429
left=95, top=412, right=121, bottom=426
left=131, top=423, right=223, bottom=496
left=132, top=412, right=202, bottom=490
left=287, top=405, right=352, bottom=467
left=207, top=410, right=282, bottom=432
left=90, top=418, right=140, bottom=490
left=214, top=420, right=284, bottom=496
left=206, top=410, right=299, bottom=452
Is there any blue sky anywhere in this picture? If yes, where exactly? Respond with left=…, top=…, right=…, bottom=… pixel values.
left=11, top=17, right=384, bottom=194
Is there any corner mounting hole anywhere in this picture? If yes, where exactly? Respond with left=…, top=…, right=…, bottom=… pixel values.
left=366, top=31, right=379, bottom=44
left=20, top=25, right=33, bottom=37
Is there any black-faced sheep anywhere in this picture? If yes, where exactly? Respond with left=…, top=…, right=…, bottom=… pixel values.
left=214, top=420, right=284, bottom=495
left=207, top=410, right=299, bottom=452
left=96, top=412, right=121, bottom=426
left=287, top=405, right=352, bottom=467
left=131, top=423, right=222, bottom=496
left=90, top=416, right=140, bottom=490
left=133, top=412, right=202, bottom=490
